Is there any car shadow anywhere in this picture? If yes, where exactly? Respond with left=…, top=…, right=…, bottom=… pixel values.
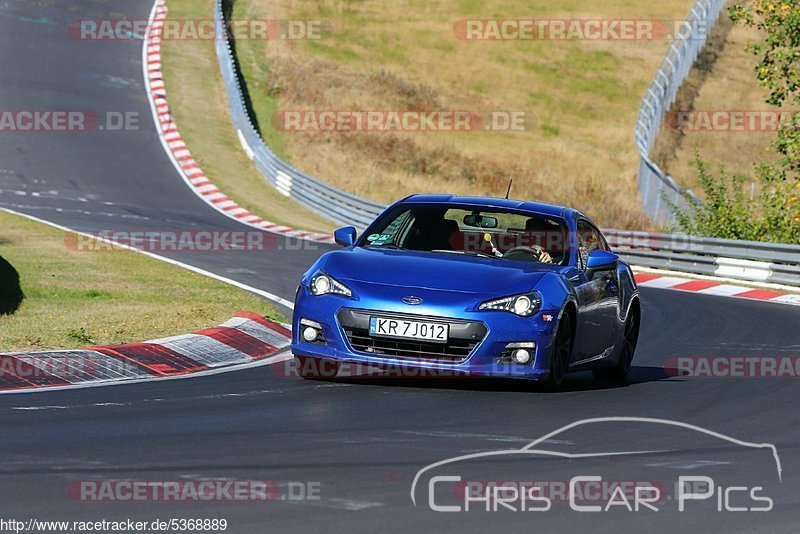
left=330, top=365, right=681, bottom=393
left=0, top=255, right=24, bottom=315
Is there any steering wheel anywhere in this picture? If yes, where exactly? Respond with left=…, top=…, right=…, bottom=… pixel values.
left=503, top=246, right=553, bottom=264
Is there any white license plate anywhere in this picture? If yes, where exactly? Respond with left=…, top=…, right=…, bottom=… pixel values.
left=368, top=317, right=449, bottom=343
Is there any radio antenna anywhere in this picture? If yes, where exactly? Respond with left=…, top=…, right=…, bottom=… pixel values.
left=504, top=179, right=513, bottom=200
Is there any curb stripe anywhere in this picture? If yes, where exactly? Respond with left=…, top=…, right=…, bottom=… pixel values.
left=735, top=289, right=786, bottom=301
left=635, top=272, right=800, bottom=307
left=671, top=280, right=720, bottom=292
left=98, top=343, right=209, bottom=375
left=3, top=357, right=71, bottom=387
left=0, top=357, right=38, bottom=389
left=236, top=311, right=292, bottom=338
left=0, top=313, right=292, bottom=393
left=142, top=0, right=335, bottom=245
left=197, top=326, right=279, bottom=359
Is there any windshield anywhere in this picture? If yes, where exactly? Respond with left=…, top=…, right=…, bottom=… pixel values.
left=360, top=204, right=571, bottom=266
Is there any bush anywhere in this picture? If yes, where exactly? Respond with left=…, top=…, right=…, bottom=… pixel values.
left=671, top=156, right=800, bottom=243
left=672, top=1, right=800, bottom=244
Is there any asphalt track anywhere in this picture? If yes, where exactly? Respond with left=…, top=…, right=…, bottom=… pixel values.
left=1, top=0, right=799, bottom=532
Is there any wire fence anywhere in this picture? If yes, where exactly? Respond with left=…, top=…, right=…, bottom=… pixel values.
left=634, top=0, right=727, bottom=224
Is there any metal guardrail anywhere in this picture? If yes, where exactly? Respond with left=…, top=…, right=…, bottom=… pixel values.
left=634, top=0, right=726, bottom=224
left=606, top=229, right=800, bottom=287
left=213, top=1, right=798, bottom=288
left=214, top=0, right=386, bottom=230
left=215, top=0, right=726, bottom=230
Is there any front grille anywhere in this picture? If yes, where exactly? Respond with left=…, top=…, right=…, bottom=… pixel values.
left=337, top=309, right=487, bottom=363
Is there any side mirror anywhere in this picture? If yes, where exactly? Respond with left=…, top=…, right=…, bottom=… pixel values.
left=334, top=226, right=357, bottom=247
left=585, top=249, right=618, bottom=276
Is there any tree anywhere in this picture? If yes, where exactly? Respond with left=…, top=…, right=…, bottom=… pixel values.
left=672, top=1, right=800, bottom=243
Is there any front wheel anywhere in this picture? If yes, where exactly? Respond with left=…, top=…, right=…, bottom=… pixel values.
left=593, top=309, right=639, bottom=382
left=545, top=316, right=572, bottom=389
left=295, top=356, right=340, bottom=381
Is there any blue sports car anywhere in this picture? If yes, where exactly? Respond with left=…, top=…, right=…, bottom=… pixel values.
left=291, top=195, right=640, bottom=388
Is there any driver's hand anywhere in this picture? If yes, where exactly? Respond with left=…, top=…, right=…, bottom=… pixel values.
left=534, top=247, right=552, bottom=264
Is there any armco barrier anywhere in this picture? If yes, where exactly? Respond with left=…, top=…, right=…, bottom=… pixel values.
left=634, top=0, right=726, bottom=224
left=214, top=0, right=726, bottom=229
left=606, top=230, right=800, bottom=287
left=214, top=0, right=385, bottom=231
left=211, top=1, right=798, bottom=288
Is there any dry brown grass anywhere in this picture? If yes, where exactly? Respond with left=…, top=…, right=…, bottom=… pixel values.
left=161, top=0, right=334, bottom=233
left=228, top=0, right=698, bottom=229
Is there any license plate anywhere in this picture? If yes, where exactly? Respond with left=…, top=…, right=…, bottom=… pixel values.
left=369, top=317, right=449, bottom=343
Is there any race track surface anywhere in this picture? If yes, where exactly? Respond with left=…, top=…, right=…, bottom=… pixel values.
left=1, top=1, right=799, bottom=532
left=0, top=0, right=325, bottom=311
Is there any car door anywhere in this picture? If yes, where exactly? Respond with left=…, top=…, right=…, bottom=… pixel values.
left=571, top=220, right=619, bottom=359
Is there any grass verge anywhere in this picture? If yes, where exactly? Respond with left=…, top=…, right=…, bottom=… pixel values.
left=0, top=210, right=282, bottom=352
left=159, top=0, right=334, bottom=234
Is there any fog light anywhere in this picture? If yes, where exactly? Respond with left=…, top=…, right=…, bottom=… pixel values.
left=512, top=349, right=531, bottom=364
left=302, top=327, right=319, bottom=342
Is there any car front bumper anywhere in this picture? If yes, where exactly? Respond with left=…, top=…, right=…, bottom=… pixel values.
left=291, top=284, right=562, bottom=381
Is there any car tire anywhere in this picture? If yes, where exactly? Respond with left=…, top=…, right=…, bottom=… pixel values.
left=593, top=309, right=640, bottom=382
left=295, top=356, right=340, bottom=381
left=545, top=316, right=572, bottom=389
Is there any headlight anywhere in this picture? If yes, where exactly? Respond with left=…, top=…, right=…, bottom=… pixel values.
left=479, top=291, right=542, bottom=317
left=309, top=271, right=352, bottom=297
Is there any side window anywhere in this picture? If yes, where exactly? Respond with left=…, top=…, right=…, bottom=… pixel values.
left=577, top=220, right=602, bottom=269
left=364, top=209, right=411, bottom=246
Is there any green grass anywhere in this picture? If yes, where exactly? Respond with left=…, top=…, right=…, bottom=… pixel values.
left=0, top=211, right=282, bottom=352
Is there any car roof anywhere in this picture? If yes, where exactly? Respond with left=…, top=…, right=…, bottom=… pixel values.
left=397, top=194, right=584, bottom=220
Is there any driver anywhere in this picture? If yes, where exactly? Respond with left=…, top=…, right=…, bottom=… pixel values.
left=524, top=217, right=555, bottom=264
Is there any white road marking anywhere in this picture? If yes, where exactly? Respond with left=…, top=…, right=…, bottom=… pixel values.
left=0, top=208, right=294, bottom=311
left=396, top=430, right=573, bottom=445
left=644, top=460, right=731, bottom=469
left=12, top=405, right=68, bottom=411
left=284, top=497, right=385, bottom=511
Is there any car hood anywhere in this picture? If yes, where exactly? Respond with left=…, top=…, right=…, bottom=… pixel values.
left=322, top=247, right=559, bottom=295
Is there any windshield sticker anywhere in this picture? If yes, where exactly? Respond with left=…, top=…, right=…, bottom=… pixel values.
left=368, top=234, right=393, bottom=244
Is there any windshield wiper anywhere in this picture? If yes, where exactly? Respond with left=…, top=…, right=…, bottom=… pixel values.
left=364, top=243, right=401, bottom=249
left=433, top=249, right=499, bottom=259
left=464, top=250, right=501, bottom=259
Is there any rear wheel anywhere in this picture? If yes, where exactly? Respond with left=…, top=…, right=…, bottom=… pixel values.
left=593, top=309, right=639, bottom=382
left=545, top=316, right=572, bottom=389
left=295, top=356, right=340, bottom=381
